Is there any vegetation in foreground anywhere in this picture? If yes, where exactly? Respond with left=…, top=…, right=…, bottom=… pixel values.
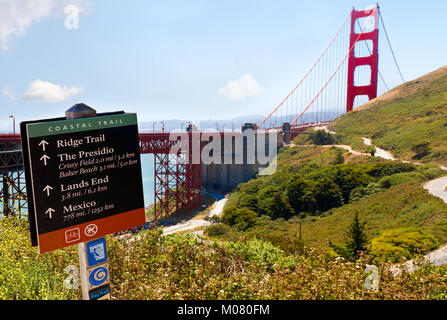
left=1, top=216, right=447, bottom=300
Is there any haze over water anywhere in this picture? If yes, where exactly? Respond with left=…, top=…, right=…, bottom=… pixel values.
left=141, top=154, right=155, bottom=206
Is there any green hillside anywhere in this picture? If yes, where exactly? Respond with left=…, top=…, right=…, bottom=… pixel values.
left=332, top=66, right=447, bottom=163
left=212, top=145, right=447, bottom=262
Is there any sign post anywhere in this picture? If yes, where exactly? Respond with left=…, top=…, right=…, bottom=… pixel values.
left=20, top=103, right=146, bottom=300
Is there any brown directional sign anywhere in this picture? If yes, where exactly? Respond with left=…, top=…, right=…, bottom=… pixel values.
left=20, top=112, right=145, bottom=254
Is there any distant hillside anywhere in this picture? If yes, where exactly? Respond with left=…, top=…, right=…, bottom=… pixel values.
left=332, top=66, right=447, bottom=163
left=138, top=111, right=339, bottom=132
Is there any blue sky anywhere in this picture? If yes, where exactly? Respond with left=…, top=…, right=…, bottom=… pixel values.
left=0, top=0, right=446, bottom=131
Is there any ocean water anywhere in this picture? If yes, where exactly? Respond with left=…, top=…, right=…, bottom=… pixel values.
left=140, top=154, right=155, bottom=206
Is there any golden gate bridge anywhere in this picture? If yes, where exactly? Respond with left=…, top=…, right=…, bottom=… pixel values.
left=0, top=5, right=405, bottom=221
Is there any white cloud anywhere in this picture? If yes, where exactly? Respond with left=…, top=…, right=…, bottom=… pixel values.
left=0, top=0, right=90, bottom=51
left=2, top=86, right=16, bottom=100
left=23, top=79, right=84, bottom=103
left=217, top=74, right=263, bottom=101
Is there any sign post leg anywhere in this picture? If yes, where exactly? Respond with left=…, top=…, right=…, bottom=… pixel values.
left=78, top=237, right=111, bottom=300
left=78, top=242, right=90, bottom=300
left=66, top=104, right=111, bottom=301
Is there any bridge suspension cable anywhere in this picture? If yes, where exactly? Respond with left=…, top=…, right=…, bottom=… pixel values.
left=290, top=10, right=377, bottom=126
left=378, top=9, right=405, bottom=83
left=259, top=5, right=406, bottom=130
left=257, top=10, right=352, bottom=129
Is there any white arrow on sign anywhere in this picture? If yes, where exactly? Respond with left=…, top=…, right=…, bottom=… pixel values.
left=43, top=185, right=53, bottom=196
left=40, top=154, right=50, bottom=166
left=38, top=140, right=49, bottom=151
left=45, top=208, right=55, bottom=219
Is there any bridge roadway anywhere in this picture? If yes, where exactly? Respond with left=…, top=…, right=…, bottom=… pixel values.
left=0, top=122, right=324, bottom=218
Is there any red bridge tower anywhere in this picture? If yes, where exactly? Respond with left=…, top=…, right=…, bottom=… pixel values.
left=346, top=5, right=379, bottom=112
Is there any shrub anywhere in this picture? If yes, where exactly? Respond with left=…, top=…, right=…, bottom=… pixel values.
left=205, top=223, right=230, bottom=236
left=378, top=172, right=423, bottom=189
left=331, top=149, right=345, bottom=165
left=365, top=162, right=415, bottom=178
left=369, top=228, right=439, bottom=263
left=310, top=130, right=335, bottom=145
left=416, top=165, right=446, bottom=180
left=349, top=182, right=383, bottom=203
left=233, top=208, right=258, bottom=231
left=224, top=238, right=294, bottom=272
left=0, top=217, right=79, bottom=300
left=222, top=207, right=257, bottom=231
left=411, top=141, right=432, bottom=158
left=221, top=205, right=238, bottom=226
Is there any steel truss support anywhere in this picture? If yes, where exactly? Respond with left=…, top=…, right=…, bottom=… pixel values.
left=140, top=132, right=202, bottom=221
left=0, top=170, right=27, bottom=218
left=0, top=136, right=27, bottom=218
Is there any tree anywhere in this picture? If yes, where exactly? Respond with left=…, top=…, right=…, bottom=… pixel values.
left=331, top=166, right=372, bottom=203
left=313, top=177, right=343, bottom=212
left=285, top=176, right=314, bottom=214
left=259, top=190, right=294, bottom=220
left=345, top=212, right=369, bottom=260
left=330, top=212, right=369, bottom=261
left=237, top=194, right=259, bottom=212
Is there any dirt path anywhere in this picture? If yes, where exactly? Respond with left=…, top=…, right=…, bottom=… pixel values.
left=162, top=197, right=227, bottom=236
left=362, top=137, right=396, bottom=161
left=209, top=198, right=227, bottom=217
left=162, top=219, right=211, bottom=235
left=313, top=127, right=447, bottom=267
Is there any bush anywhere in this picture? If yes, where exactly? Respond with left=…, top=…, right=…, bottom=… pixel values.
left=369, top=228, right=439, bottom=263
left=222, top=206, right=257, bottom=231
left=1, top=216, right=447, bottom=300
left=378, top=172, right=423, bottom=189
left=224, top=238, right=294, bottom=272
left=221, top=205, right=238, bottom=226
left=349, top=182, right=383, bottom=203
left=0, top=217, right=79, bottom=300
left=365, top=162, right=415, bottom=178
left=233, top=208, right=258, bottom=231
left=311, top=130, right=335, bottom=145
left=416, top=165, right=446, bottom=180
left=205, top=223, right=230, bottom=236
left=411, top=141, right=432, bottom=158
